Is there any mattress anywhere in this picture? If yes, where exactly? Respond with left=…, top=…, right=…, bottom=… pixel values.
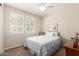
left=24, top=35, right=61, bottom=56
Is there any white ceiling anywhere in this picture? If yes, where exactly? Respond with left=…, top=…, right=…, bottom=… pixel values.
left=6, top=3, right=55, bottom=17
left=6, top=3, right=79, bottom=17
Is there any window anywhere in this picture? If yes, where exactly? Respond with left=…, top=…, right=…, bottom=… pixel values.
left=25, top=16, right=35, bottom=33
left=9, top=12, right=35, bottom=34
left=9, top=12, right=24, bottom=34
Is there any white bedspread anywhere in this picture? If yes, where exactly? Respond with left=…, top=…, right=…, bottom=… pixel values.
left=24, top=35, right=61, bottom=56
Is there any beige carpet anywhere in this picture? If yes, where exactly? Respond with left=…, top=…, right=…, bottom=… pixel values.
left=1, top=46, right=65, bottom=56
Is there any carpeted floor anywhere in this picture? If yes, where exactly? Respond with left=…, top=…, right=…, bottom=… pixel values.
left=1, top=46, right=65, bottom=56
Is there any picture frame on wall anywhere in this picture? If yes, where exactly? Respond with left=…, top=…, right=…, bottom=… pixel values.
left=48, top=23, right=58, bottom=32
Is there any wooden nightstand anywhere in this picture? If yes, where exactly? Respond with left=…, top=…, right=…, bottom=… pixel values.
left=64, top=39, right=79, bottom=56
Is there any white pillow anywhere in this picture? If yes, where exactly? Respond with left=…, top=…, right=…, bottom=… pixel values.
left=46, top=32, right=59, bottom=37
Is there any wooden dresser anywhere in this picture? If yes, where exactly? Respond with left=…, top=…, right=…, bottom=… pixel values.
left=64, top=39, right=79, bottom=56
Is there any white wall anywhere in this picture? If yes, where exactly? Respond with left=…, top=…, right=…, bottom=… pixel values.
left=4, top=5, right=42, bottom=50
left=4, top=3, right=79, bottom=49
left=43, top=4, right=79, bottom=45
left=0, top=6, right=4, bottom=54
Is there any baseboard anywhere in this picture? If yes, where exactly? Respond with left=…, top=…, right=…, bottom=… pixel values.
left=4, top=44, right=23, bottom=50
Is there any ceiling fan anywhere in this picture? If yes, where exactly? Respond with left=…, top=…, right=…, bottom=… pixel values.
left=32, top=3, right=54, bottom=11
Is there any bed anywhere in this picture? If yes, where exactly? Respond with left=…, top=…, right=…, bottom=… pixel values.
left=24, top=32, right=61, bottom=56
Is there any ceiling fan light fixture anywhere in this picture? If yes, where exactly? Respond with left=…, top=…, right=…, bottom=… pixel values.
left=40, top=6, right=46, bottom=11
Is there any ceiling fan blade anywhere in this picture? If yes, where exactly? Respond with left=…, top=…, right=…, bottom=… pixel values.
left=47, top=5, right=54, bottom=8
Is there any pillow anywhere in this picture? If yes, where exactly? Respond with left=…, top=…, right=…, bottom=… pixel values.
left=46, top=32, right=59, bottom=37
